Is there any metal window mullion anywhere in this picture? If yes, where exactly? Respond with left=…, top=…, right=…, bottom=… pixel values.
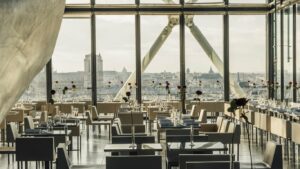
left=293, top=4, right=297, bottom=102
left=46, top=59, right=52, bottom=102
left=91, top=0, right=97, bottom=106
left=223, top=0, right=230, bottom=101
left=280, top=9, right=284, bottom=101
left=135, top=0, right=142, bottom=104
left=180, top=0, right=186, bottom=113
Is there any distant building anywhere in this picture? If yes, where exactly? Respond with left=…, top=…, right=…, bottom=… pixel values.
left=84, top=53, right=104, bottom=88
left=199, top=67, right=222, bottom=80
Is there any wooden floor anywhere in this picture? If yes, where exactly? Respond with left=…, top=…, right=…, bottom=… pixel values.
left=0, top=123, right=299, bottom=169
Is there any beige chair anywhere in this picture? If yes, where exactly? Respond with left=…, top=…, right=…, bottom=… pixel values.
left=182, top=105, right=197, bottom=119
left=39, top=111, right=48, bottom=124
left=117, top=113, right=145, bottom=133
left=241, top=141, right=282, bottom=169
left=196, top=109, right=207, bottom=123
left=219, top=119, right=230, bottom=133
left=90, top=105, right=114, bottom=122
left=199, top=116, right=223, bottom=132
left=86, top=111, right=111, bottom=140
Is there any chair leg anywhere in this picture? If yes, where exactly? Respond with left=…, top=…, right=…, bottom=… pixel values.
left=237, top=144, right=240, bottom=161
left=87, top=125, right=89, bottom=140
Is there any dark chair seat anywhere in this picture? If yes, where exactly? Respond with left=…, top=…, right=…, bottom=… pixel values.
left=71, top=164, right=105, bottom=169
left=106, top=155, right=162, bottom=169
left=240, top=162, right=270, bottom=169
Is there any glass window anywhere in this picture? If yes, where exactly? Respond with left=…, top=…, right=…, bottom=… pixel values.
left=66, top=0, right=90, bottom=4
left=275, top=10, right=281, bottom=100
left=283, top=7, right=293, bottom=101
left=141, top=0, right=179, bottom=4
left=230, top=0, right=266, bottom=3
left=18, top=68, right=46, bottom=102
left=185, top=0, right=222, bottom=3
left=96, top=0, right=134, bottom=4
left=185, top=15, right=224, bottom=101
left=230, top=15, right=267, bottom=100
left=141, top=15, right=180, bottom=102
left=96, top=15, right=135, bottom=102
left=52, top=19, right=91, bottom=102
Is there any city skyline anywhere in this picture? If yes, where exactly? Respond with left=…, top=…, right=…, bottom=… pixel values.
left=52, top=15, right=269, bottom=74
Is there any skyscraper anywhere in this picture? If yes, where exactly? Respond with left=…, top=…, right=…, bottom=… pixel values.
left=84, top=53, right=104, bottom=88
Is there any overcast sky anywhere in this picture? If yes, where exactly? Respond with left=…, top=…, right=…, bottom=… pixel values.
left=52, top=0, right=272, bottom=74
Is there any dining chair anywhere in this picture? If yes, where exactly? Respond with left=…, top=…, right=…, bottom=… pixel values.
left=197, top=109, right=207, bottom=123
left=182, top=105, right=196, bottom=119
left=240, top=141, right=282, bottom=169
left=39, top=111, right=48, bottom=124
left=24, top=116, right=35, bottom=130
left=111, top=135, right=155, bottom=155
left=16, top=137, right=55, bottom=169
left=106, top=155, right=162, bottom=169
left=114, top=117, right=146, bottom=134
left=86, top=111, right=111, bottom=140
left=199, top=116, right=224, bottom=132
left=179, top=154, right=233, bottom=169
left=6, top=123, right=20, bottom=146
left=186, top=161, right=240, bottom=169
left=56, top=143, right=101, bottom=169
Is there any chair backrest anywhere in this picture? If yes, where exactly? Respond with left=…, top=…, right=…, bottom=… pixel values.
left=179, top=154, right=232, bottom=169
left=111, top=124, right=121, bottom=136
left=106, top=155, right=162, bottom=169
left=16, top=137, right=55, bottom=162
left=216, top=116, right=224, bottom=132
left=47, top=104, right=57, bottom=117
left=114, top=118, right=123, bottom=134
left=56, top=144, right=71, bottom=169
left=112, top=136, right=155, bottom=144
left=24, top=116, right=34, bottom=130
left=198, top=109, right=207, bottom=123
left=166, top=129, right=190, bottom=136
left=6, top=122, right=18, bottom=143
left=166, top=135, right=208, bottom=143
left=118, top=112, right=143, bottom=125
left=86, top=111, right=93, bottom=125
left=263, top=141, right=283, bottom=169
left=186, top=161, right=240, bottom=169
left=90, top=105, right=99, bottom=120
left=39, top=111, right=48, bottom=123
left=219, top=119, right=229, bottom=133
left=190, top=105, right=196, bottom=116
left=0, top=119, right=6, bottom=129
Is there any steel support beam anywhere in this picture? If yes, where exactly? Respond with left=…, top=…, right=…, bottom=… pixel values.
left=46, top=59, right=52, bottom=102
left=267, top=1, right=275, bottom=99
left=223, top=0, right=230, bottom=101
left=114, top=21, right=175, bottom=101
left=91, top=0, right=97, bottom=106
left=180, top=0, right=186, bottom=113
left=135, top=0, right=142, bottom=104
left=280, top=9, right=284, bottom=101
left=293, top=4, right=297, bottom=102
left=64, top=4, right=270, bottom=16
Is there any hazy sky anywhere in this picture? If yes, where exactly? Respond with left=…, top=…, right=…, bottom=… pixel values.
left=52, top=1, right=271, bottom=74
